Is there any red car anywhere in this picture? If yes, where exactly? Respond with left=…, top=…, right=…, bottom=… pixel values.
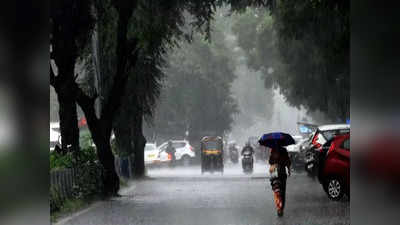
left=320, top=133, right=350, bottom=201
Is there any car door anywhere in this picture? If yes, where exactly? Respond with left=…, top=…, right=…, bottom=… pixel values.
left=337, top=137, right=350, bottom=187
left=158, top=143, right=169, bottom=162
left=172, top=142, right=186, bottom=159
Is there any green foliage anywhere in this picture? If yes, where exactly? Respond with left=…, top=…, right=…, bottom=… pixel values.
left=231, top=8, right=278, bottom=89
left=50, top=151, right=75, bottom=170
left=146, top=25, right=238, bottom=141
left=231, top=2, right=349, bottom=122
left=50, top=186, right=64, bottom=213
left=80, top=129, right=94, bottom=149
left=50, top=196, right=89, bottom=222
left=50, top=146, right=98, bottom=170
left=72, top=160, right=104, bottom=199
left=49, top=143, right=103, bottom=198
left=50, top=132, right=104, bottom=214
left=272, top=0, right=349, bottom=121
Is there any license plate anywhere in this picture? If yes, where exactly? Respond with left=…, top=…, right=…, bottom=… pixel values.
left=148, top=154, right=155, bottom=158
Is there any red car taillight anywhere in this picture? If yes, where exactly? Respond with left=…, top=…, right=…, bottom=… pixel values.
left=312, top=133, right=321, bottom=149
left=189, top=145, right=194, bottom=152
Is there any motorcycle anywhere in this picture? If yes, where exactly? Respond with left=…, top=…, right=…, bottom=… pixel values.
left=229, top=148, right=239, bottom=164
left=242, top=151, right=254, bottom=174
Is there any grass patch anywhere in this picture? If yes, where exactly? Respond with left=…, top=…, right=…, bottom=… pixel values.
left=119, top=178, right=130, bottom=188
left=50, top=198, right=93, bottom=224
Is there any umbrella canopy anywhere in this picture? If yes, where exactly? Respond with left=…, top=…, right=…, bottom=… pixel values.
left=258, top=132, right=295, bottom=148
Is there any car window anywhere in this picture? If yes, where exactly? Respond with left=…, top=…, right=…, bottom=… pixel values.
left=159, top=144, right=167, bottom=151
left=204, top=141, right=218, bottom=149
left=173, top=142, right=186, bottom=148
left=341, top=138, right=350, bottom=150
left=322, top=129, right=350, bottom=141
left=317, top=133, right=327, bottom=145
left=145, top=145, right=156, bottom=151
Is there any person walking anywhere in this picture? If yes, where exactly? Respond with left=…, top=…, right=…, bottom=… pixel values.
left=269, top=145, right=291, bottom=217
left=165, top=140, right=176, bottom=167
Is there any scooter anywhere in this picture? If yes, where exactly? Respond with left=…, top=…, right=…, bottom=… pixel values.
left=242, top=151, right=254, bottom=174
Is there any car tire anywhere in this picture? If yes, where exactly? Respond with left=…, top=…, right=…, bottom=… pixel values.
left=181, top=155, right=191, bottom=166
left=325, top=177, right=344, bottom=201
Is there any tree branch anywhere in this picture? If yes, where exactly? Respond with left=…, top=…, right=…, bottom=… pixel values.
left=101, top=1, right=138, bottom=121
left=75, top=82, right=99, bottom=129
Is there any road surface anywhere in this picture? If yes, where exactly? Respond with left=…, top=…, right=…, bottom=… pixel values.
left=57, top=163, right=349, bottom=225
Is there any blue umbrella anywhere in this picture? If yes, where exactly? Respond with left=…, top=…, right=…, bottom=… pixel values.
left=258, top=132, right=295, bottom=148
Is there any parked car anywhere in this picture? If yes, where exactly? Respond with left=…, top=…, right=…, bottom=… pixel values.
left=311, top=124, right=350, bottom=149
left=157, top=140, right=195, bottom=166
left=287, top=135, right=308, bottom=170
left=319, top=133, right=350, bottom=201
left=144, top=143, right=159, bottom=165
left=50, top=122, right=61, bottom=151
left=304, top=124, right=350, bottom=175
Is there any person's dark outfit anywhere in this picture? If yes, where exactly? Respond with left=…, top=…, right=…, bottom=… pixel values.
left=269, top=146, right=291, bottom=213
left=241, top=145, right=254, bottom=155
left=165, top=145, right=176, bottom=166
left=241, top=145, right=255, bottom=169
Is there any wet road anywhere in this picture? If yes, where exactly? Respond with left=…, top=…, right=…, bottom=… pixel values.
left=58, top=163, right=349, bottom=225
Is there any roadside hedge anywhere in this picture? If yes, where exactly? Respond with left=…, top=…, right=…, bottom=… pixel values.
left=50, top=132, right=104, bottom=213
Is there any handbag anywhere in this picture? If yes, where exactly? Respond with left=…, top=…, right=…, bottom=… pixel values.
left=269, top=164, right=278, bottom=179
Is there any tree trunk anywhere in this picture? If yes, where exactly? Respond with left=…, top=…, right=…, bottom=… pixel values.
left=76, top=92, right=120, bottom=196
left=90, top=124, right=120, bottom=196
left=56, top=79, right=80, bottom=155
left=132, top=113, right=146, bottom=177
left=51, top=49, right=80, bottom=156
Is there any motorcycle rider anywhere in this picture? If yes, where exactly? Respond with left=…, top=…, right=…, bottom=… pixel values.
left=269, top=145, right=291, bottom=217
left=165, top=140, right=176, bottom=167
left=241, top=142, right=254, bottom=171
left=241, top=142, right=254, bottom=156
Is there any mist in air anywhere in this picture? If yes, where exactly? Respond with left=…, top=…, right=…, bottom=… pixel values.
left=224, top=31, right=311, bottom=145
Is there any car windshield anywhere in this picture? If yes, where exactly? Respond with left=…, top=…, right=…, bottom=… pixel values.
left=173, top=142, right=186, bottom=148
left=322, top=129, right=350, bottom=141
left=145, top=145, right=156, bottom=151
left=204, top=141, right=218, bottom=149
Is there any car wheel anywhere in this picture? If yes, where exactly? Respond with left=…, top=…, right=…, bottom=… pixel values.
left=181, top=155, right=191, bottom=166
left=325, top=177, right=344, bottom=201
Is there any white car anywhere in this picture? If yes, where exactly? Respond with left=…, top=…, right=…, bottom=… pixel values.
left=50, top=122, right=61, bottom=151
left=287, top=135, right=305, bottom=153
left=157, top=140, right=195, bottom=166
left=144, top=143, right=159, bottom=165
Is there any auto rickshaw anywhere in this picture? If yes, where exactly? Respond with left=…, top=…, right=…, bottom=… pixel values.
left=200, top=136, right=224, bottom=174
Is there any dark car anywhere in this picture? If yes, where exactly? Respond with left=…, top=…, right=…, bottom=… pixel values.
left=304, top=124, right=350, bottom=175
left=320, top=133, right=350, bottom=201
